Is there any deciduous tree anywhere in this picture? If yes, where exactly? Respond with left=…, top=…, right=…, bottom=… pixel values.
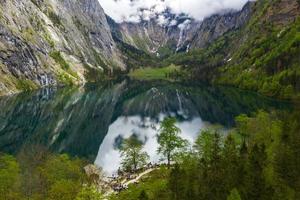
left=120, top=135, right=149, bottom=172
left=157, top=117, right=188, bottom=167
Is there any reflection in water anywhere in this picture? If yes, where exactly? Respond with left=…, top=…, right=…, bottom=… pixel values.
left=96, top=115, right=208, bottom=174
left=0, top=79, right=290, bottom=174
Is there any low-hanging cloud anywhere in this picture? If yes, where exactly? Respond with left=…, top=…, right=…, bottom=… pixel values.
left=98, top=0, right=250, bottom=23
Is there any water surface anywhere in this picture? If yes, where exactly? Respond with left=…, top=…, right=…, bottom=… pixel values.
left=0, top=80, right=289, bottom=174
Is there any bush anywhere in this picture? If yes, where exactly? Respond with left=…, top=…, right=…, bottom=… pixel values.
left=48, top=11, right=62, bottom=26
left=50, top=51, right=70, bottom=70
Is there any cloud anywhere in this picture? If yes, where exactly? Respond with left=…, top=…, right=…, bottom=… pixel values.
left=99, top=0, right=250, bottom=23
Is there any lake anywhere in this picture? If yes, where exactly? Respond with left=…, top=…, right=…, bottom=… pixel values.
left=0, top=79, right=290, bottom=175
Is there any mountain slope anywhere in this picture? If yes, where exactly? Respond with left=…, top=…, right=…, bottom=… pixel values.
left=216, top=0, right=300, bottom=99
left=0, top=0, right=125, bottom=96
left=164, top=0, right=300, bottom=100
left=190, top=1, right=253, bottom=48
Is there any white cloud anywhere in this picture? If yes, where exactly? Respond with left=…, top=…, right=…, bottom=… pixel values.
left=99, top=0, right=250, bottom=23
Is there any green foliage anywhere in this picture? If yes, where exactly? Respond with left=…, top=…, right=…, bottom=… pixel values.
left=39, top=154, right=85, bottom=185
left=0, top=154, right=21, bottom=200
left=50, top=51, right=70, bottom=70
left=15, top=79, right=38, bottom=91
left=148, top=110, right=299, bottom=200
left=129, top=65, right=180, bottom=80
left=216, top=15, right=300, bottom=100
left=227, top=188, right=242, bottom=200
left=110, top=168, right=171, bottom=200
left=138, top=190, right=149, bottom=200
left=0, top=150, right=102, bottom=200
left=50, top=51, right=80, bottom=83
left=158, top=0, right=300, bottom=100
left=83, top=63, right=105, bottom=82
left=47, top=179, right=79, bottom=200
left=76, top=185, right=104, bottom=200
left=114, top=36, right=159, bottom=69
left=57, top=72, right=75, bottom=86
left=157, top=44, right=176, bottom=59
left=194, top=129, right=215, bottom=161
left=120, top=135, right=149, bottom=171
left=157, top=117, right=188, bottom=166
left=47, top=11, right=62, bottom=27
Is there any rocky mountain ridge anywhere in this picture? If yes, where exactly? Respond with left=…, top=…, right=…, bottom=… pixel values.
left=109, top=1, right=254, bottom=56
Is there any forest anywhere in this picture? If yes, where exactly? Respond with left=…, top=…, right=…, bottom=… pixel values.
left=1, top=109, right=299, bottom=200
left=111, top=110, right=300, bottom=200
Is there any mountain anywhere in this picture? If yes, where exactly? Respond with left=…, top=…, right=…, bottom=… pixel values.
left=109, top=2, right=254, bottom=56
left=190, top=2, right=253, bottom=48
left=0, top=0, right=299, bottom=100
left=108, top=12, right=198, bottom=57
left=0, top=0, right=125, bottom=96
left=163, top=0, right=300, bottom=100
left=216, top=0, right=300, bottom=100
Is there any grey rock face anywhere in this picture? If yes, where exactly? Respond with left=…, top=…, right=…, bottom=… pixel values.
left=110, top=14, right=198, bottom=54
left=110, top=2, right=254, bottom=53
left=0, top=24, right=38, bottom=79
left=0, top=0, right=124, bottom=96
left=56, top=0, right=124, bottom=68
left=191, top=2, right=254, bottom=48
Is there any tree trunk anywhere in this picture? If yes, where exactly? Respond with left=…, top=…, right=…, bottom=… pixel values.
left=167, top=153, right=170, bottom=168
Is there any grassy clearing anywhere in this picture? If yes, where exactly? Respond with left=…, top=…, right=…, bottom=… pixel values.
left=129, top=65, right=180, bottom=80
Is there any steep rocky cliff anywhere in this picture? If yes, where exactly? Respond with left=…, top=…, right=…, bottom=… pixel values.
left=107, top=12, right=197, bottom=57
left=0, top=0, right=125, bottom=96
left=190, top=1, right=254, bottom=48
left=110, top=2, right=254, bottom=55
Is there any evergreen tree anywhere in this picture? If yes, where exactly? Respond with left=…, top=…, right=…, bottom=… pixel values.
left=207, top=131, right=226, bottom=200
left=194, top=129, right=214, bottom=163
left=222, top=135, right=240, bottom=192
left=227, top=188, right=241, bottom=200
left=169, top=164, right=186, bottom=200
left=244, top=144, right=270, bottom=200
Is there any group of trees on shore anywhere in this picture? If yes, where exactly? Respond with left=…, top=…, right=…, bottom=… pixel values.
left=165, top=110, right=300, bottom=200
left=117, top=110, right=300, bottom=200
left=119, top=117, right=189, bottom=172
left=0, top=149, right=103, bottom=200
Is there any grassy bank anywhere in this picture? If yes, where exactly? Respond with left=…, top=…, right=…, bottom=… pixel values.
left=129, top=65, right=180, bottom=80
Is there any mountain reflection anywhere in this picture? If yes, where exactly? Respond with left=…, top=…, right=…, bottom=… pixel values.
left=0, top=79, right=289, bottom=166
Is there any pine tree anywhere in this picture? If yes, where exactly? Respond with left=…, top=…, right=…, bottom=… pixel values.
left=222, top=135, right=240, bottom=192
left=227, top=188, right=241, bottom=200
left=244, top=144, right=270, bottom=200
left=169, top=164, right=186, bottom=200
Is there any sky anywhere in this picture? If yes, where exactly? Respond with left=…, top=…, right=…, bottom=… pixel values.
left=98, top=0, right=250, bottom=24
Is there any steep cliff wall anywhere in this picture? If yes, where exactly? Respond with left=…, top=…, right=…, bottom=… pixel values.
left=110, top=2, right=254, bottom=55
left=0, top=0, right=125, bottom=96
